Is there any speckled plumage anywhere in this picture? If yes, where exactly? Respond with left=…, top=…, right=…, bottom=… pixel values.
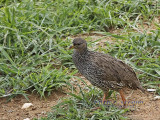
left=71, top=38, right=145, bottom=93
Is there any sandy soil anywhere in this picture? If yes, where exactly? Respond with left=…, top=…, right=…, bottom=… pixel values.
left=122, top=89, right=160, bottom=120
left=0, top=90, right=66, bottom=120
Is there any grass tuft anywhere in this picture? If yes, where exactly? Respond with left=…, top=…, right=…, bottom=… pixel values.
left=38, top=85, right=128, bottom=120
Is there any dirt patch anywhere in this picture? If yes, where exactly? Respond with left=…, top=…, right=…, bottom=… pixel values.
left=122, top=89, right=160, bottom=120
left=0, top=90, right=67, bottom=120
left=135, top=17, right=160, bottom=34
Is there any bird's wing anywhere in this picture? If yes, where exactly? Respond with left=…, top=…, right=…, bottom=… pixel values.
left=92, top=53, right=122, bottom=81
left=90, top=52, right=141, bottom=89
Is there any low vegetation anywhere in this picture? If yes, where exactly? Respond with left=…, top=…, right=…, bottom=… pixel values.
left=0, top=0, right=159, bottom=119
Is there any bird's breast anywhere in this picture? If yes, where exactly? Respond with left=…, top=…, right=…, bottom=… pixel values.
left=72, top=54, right=89, bottom=74
left=73, top=54, right=104, bottom=79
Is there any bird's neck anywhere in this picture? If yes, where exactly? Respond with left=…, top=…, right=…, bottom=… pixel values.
left=75, top=48, right=88, bottom=55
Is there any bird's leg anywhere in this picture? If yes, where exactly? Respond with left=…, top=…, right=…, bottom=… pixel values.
left=91, top=89, right=109, bottom=111
left=102, top=89, right=109, bottom=104
left=119, top=89, right=126, bottom=108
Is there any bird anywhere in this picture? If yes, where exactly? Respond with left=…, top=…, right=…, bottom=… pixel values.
left=70, top=37, right=145, bottom=107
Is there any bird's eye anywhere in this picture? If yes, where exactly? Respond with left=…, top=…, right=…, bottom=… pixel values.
left=76, top=43, right=81, bottom=45
left=74, top=43, right=81, bottom=46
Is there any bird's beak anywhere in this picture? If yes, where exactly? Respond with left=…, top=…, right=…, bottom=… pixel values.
left=69, top=45, right=74, bottom=49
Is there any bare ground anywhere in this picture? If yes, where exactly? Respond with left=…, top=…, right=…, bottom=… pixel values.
left=124, top=90, right=160, bottom=120
left=0, top=90, right=67, bottom=120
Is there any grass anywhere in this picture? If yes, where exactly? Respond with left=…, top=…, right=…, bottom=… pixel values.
left=38, top=85, right=128, bottom=120
left=0, top=0, right=160, bottom=119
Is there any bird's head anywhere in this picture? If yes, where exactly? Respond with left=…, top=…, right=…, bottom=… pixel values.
left=70, top=38, right=87, bottom=51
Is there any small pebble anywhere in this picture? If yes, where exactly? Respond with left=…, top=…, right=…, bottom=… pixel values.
left=153, top=96, right=160, bottom=100
left=23, top=118, right=30, bottom=120
left=147, top=89, right=156, bottom=92
left=21, top=103, right=33, bottom=109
